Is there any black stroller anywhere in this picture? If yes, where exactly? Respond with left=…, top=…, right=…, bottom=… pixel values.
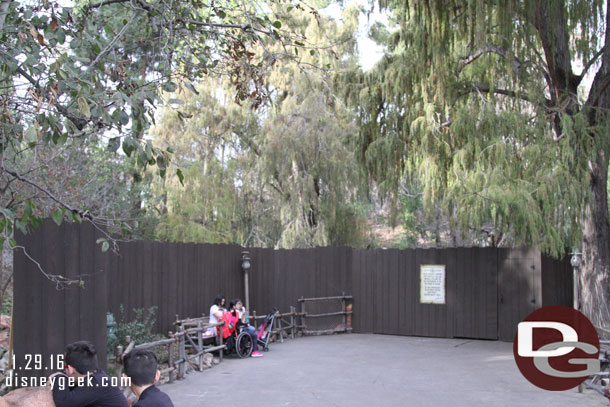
left=255, top=308, right=279, bottom=352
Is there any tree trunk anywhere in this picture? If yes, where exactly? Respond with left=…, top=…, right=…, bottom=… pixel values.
left=580, top=149, right=610, bottom=339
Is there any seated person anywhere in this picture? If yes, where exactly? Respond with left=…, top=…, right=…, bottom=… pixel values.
left=207, top=295, right=226, bottom=336
left=123, top=349, right=174, bottom=407
left=50, top=340, right=129, bottom=407
left=229, top=298, right=263, bottom=357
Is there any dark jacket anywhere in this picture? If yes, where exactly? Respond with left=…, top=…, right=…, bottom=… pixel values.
left=52, top=370, right=129, bottom=407
left=133, top=385, right=175, bottom=407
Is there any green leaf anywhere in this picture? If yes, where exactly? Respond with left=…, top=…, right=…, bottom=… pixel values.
left=77, top=96, right=91, bottom=119
left=0, top=206, right=13, bottom=219
left=24, top=200, right=33, bottom=218
left=118, top=110, right=129, bottom=126
left=102, top=241, right=110, bottom=252
left=310, top=50, right=315, bottom=56
left=52, top=208, right=64, bottom=226
left=184, top=81, right=199, bottom=95
left=162, top=82, right=178, bottom=92
left=107, top=137, right=121, bottom=152
left=145, top=140, right=153, bottom=160
left=122, top=137, right=136, bottom=157
left=72, top=212, right=82, bottom=223
left=15, top=220, right=27, bottom=235
left=176, top=168, right=184, bottom=186
left=273, top=20, right=282, bottom=29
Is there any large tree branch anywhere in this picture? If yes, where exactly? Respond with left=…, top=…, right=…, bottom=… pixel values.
left=87, top=11, right=139, bottom=70
left=458, top=84, right=552, bottom=109
left=587, top=0, right=610, bottom=110
left=459, top=45, right=523, bottom=76
left=87, top=0, right=130, bottom=8
left=2, top=166, right=94, bottom=220
left=579, top=46, right=606, bottom=84
left=533, top=1, right=578, bottom=101
left=15, top=66, right=89, bottom=130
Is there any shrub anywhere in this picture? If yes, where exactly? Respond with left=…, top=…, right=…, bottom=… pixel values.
left=107, top=305, right=165, bottom=357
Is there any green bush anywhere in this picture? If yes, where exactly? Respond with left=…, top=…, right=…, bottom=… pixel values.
left=107, top=305, right=165, bottom=357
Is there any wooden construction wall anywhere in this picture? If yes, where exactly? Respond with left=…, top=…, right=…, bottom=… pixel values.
left=13, top=221, right=574, bottom=375
left=13, top=221, right=109, bottom=375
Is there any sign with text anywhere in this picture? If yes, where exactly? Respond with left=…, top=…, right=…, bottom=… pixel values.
left=420, top=265, right=446, bottom=304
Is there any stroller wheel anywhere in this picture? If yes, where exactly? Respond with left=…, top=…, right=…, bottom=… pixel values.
left=264, top=346, right=269, bottom=352
left=236, top=331, right=253, bottom=358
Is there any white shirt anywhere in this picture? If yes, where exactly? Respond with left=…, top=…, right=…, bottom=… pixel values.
left=207, top=304, right=224, bottom=335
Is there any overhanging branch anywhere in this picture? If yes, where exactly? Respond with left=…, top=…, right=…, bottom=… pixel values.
left=578, top=46, right=606, bottom=84
left=459, top=45, right=522, bottom=76
left=458, top=84, right=551, bottom=109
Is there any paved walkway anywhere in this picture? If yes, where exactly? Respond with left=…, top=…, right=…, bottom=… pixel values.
left=163, top=334, right=607, bottom=407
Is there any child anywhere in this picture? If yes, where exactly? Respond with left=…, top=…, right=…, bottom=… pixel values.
left=123, top=349, right=174, bottom=407
left=51, top=340, right=129, bottom=407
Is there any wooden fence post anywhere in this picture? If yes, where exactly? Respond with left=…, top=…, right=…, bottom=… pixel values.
left=300, top=297, right=306, bottom=331
left=342, top=292, right=346, bottom=333
left=197, top=321, right=203, bottom=371
left=178, top=333, right=186, bottom=379
left=290, top=306, right=295, bottom=339
left=168, top=336, right=174, bottom=383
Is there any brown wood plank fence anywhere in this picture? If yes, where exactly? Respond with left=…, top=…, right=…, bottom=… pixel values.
left=12, top=221, right=573, bottom=376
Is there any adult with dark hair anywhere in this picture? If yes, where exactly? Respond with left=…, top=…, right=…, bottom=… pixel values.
left=123, top=349, right=174, bottom=407
left=50, top=340, right=129, bottom=407
left=229, top=298, right=262, bottom=357
left=207, top=294, right=226, bottom=336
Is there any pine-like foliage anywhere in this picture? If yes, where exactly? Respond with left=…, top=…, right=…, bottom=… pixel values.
left=342, top=0, right=610, bottom=257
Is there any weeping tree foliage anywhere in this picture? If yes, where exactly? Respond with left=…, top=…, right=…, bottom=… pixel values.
left=150, top=5, right=368, bottom=248
left=344, top=0, right=610, bottom=332
left=149, top=79, right=282, bottom=246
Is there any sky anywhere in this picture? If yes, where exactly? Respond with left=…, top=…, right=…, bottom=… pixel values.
left=320, top=0, right=389, bottom=71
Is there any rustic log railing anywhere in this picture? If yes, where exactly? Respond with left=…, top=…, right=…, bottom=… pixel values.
left=114, top=297, right=352, bottom=383
left=298, top=294, right=353, bottom=335
left=584, top=339, right=610, bottom=398
left=115, top=319, right=225, bottom=383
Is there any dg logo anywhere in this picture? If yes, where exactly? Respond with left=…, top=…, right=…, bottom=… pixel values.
left=513, top=305, right=600, bottom=391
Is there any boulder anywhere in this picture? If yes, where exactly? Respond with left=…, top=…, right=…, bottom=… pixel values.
left=0, top=386, right=54, bottom=407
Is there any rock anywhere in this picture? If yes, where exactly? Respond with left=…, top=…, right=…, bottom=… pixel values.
left=0, top=333, right=8, bottom=352
left=0, top=316, right=10, bottom=330
left=202, top=353, right=213, bottom=368
left=0, top=348, right=9, bottom=370
left=1, top=386, right=54, bottom=407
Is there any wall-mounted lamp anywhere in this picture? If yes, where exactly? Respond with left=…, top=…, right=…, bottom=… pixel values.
left=570, top=252, right=582, bottom=311
left=241, top=251, right=251, bottom=310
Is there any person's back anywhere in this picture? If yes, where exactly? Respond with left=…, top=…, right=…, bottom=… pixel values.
left=51, top=340, right=129, bottom=407
left=123, top=349, right=174, bottom=407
